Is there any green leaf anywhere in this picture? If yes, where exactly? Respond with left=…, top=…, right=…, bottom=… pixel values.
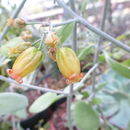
left=80, top=0, right=88, bottom=13
left=127, top=122, right=130, bottom=130
left=116, top=32, right=130, bottom=41
left=98, top=54, right=105, bottom=63
left=82, top=62, right=93, bottom=70
left=73, top=101, right=100, bottom=130
left=104, top=51, right=130, bottom=79
left=122, top=59, right=130, bottom=67
left=29, top=92, right=59, bottom=113
left=78, top=45, right=94, bottom=60
left=0, top=37, right=24, bottom=57
left=89, top=98, right=102, bottom=105
left=14, top=109, right=27, bottom=118
left=95, top=82, right=107, bottom=92
left=81, top=91, right=90, bottom=99
left=56, top=23, right=74, bottom=44
left=96, top=70, right=130, bottom=128
left=0, top=92, right=28, bottom=116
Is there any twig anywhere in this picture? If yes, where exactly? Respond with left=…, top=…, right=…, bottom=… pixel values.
left=80, top=63, right=98, bottom=85
left=26, top=18, right=78, bottom=27
left=12, top=115, right=16, bottom=130
left=92, top=0, right=109, bottom=92
left=70, top=0, right=77, bottom=52
left=66, top=1, right=76, bottom=130
left=67, top=84, right=74, bottom=130
left=0, top=0, right=27, bottom=42
left=55, top=0, right=130, bottom=53
left=0, top=76, right=67, bottom=95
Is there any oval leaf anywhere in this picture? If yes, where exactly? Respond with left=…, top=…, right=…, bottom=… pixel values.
left=29, top=92, right=59, bottom=113
left=0, top=92, right=28, bottom=116
left=104, top=51, right=130, bottom=79
left=56, top=23, right=74, bottom=44
left=78, top=45, right=94, bottom=60
left=73, top=101, right=100, bottom=130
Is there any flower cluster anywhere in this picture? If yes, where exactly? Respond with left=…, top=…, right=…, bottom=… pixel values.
left=6, top=18, right=84, bottom=84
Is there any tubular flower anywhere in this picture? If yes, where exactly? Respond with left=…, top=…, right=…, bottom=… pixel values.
left=56, top=47, right=84, bottom=84
left=45, top=32, right=60, bottom=48
left=7, top=47, right=43, bottom=83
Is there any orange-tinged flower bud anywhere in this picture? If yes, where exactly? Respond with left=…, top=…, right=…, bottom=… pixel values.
left=7, top=47, right=43, bottom=83
left=45, top=32, right=60, bottom=48
left=7, top=18, right=14, bottom=26
left=7, top=18, right=26, bottom=28
left=56, top=47, right=84, bottom=84
left=14, top=18, right=26, bottom=28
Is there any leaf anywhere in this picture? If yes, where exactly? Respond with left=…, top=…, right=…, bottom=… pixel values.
left=95, top=82, right=107, bottom=92
left=81, top=91, right=90, bottom=99
left=80, top=0, right=88, bottom=13
left=89, top=98, right=102, bottom=105
left=116, top=32, right=130, bottom=41
left=0, top=92, right=28, bottom=116
left=14, top=109, right=27, bottom=118
left=0, top=37, right=24, bottom=57
left=29, top=92, right=59, bottom=113
left=73, top=101, right=100, bottom=130
left=122, top=59, right=130, bottom=67
left=104, top=51, right=130, bottom=79
left=96, top=70, right=130, bottom=128
left=82, top=62, right=93, bottom=70
left=109, top=100, right=130, bottom=128
left=56, top=23, right=74, bottom=44
left=127, top=122, right=130, bottom=130
left=78, top=45, right=94, bottom=60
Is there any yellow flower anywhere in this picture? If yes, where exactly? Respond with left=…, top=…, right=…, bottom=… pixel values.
left=7, top=47, right=43, bottom=83
left=56, top=47, right=84, bottom=84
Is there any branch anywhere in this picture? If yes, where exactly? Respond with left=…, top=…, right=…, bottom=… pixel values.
left=92, top=0, right=109, bottom=91
left=26, top=18, right=78, bottom=27
left=0, top=76, right=67, bottom=95
left=66, top=84, right=73, bottom=130
left=55, top=0, right=130, bottom=53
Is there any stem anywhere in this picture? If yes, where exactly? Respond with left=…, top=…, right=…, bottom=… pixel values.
left=70, top=0, right=77, bottom=52
left=55, top=0, right=130, bottom=53
left=12, top=115, right=16, bottom=130
left=38, top=35, right=44, bottom=50
left=92, top=0, right=110, bottom=92
left=32, top=39, right=41, bottom=45
left=0, top=64, right=98, bottom=97
left=0, top=0, right=27, bottom=42
left=67, top=84, right=73, bottom=130
left=26, top=18, right=78, bottom=27
left=0, top=76, right=67, bottom=95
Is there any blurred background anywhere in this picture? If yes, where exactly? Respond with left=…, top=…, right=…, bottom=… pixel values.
left=0, top=0, right=130, bottom=130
